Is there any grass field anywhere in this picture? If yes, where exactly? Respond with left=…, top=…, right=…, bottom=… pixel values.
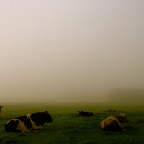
left=0, top=103, right=144, bottom=144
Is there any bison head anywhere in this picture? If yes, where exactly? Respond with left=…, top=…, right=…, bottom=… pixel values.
left=116, top=113, right=129, bottom=123
left=43, top=111, right=53, bottom=123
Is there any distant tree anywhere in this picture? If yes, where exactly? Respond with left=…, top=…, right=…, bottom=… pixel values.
left=109, top=88, right=144, bottom=104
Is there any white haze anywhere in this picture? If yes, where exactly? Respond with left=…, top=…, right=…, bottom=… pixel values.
left=0, top=0, right=144, bottom=104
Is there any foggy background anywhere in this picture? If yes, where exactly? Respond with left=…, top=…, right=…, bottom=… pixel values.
left=0, top=0, right=144, bottom=104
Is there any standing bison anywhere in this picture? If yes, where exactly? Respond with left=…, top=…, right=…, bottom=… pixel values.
left=100, top=113, right=128, bottom=131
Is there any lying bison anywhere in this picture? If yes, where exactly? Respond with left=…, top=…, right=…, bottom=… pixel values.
left=5, top=111, right=53, bottom=132
left=78, top=111, right=94, bottom=117
left=100, top=113, right=128, bottom=131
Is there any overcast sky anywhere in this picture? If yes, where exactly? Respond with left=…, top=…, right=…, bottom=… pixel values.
left=0, top=0, right=144, bottom=103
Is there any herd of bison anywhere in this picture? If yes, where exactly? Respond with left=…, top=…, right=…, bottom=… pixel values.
left=0, top=105, right=130, bottom=133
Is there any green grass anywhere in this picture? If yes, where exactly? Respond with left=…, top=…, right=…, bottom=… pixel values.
left=0, top=103, right=144, bottom=144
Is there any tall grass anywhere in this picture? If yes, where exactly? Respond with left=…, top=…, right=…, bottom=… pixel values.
left=0, top=103, right=144, bottom=144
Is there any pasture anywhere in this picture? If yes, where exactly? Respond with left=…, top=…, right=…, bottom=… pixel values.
left=0, top=103, right=144, bottom=144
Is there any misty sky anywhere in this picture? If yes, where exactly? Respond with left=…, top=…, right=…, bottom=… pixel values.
left=0, top=0, right=144, bottom=103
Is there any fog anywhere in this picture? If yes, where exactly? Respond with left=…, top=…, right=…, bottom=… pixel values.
left=0, top=0, right=144, bottom=104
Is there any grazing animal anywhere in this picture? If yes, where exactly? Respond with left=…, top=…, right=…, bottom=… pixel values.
left=100, top=113, right=128, bottom=131
left=5, top=111, right=53, bottom=132
left=5, top=119, right=30, bottom=132
left=78, top=111, right=94, bottom=117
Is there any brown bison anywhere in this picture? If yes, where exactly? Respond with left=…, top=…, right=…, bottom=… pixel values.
left=100, top=113, right=128, bottom=131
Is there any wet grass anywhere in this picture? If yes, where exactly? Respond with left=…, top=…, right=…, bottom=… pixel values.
left=0, top=103, right=144, bottom=144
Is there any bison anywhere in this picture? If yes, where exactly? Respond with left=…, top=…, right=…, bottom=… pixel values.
left=78, top=111, right=94, bottom=117
left=27, top=111, right=53, bottom=130
left=100, top=113, right=128, bottom=131
left=0, top=106, right=3, bottom=114
left=5, top=111, right=53, bottom=132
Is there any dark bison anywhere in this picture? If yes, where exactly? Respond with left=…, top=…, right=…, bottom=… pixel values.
left=0, top=106, right=3, bottom=114
left=78, top=111, right=94, bottom=117
left=100, top=113, right=129, bottom=131
left=27, top=111, right=53, bottom=130
left=5, top=111, right=53, bottom=132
